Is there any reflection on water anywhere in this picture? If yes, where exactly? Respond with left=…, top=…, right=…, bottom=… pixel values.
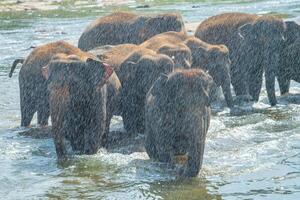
left=1, top=0, right=300, bottom=199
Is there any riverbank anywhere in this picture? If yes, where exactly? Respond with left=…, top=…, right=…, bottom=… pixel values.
left=0, top=0, right=136, bottom=12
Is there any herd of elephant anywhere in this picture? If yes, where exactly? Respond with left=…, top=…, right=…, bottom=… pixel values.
left=8, top=11, right=300, bottom=177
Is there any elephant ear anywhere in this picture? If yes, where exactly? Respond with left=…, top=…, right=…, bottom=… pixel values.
left=151, top=73, right=169, bottom=96
left=86, top=58, right=114, bottom=86
left=285, top=21, right=300, bottom=44
left=238, top=23, right=252, bottom=39
left=120, top=61, right=138, bottom=83
left=41, top=60, right=68, bottom=83
left=285, top=21, right=298, bottom=29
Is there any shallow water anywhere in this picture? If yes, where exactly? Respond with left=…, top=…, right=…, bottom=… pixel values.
left=1, top=0, right=300, bottom=199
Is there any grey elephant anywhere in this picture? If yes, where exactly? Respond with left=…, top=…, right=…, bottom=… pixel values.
left=141, top=31, right=233, bottom=108
left=195, top=12, right=286, bottom=106
left=278, top=38, right=300, bottom=94
left=277, top=21, right=300, bottom=95
left=9, top=41, right=88, bottom=127
left=91, top=44, right=174, bottom=134
left=145, top=69, right=213, bottom=177
left=42, top=53, right=121, bottom=159
left=78, top=12, right=186, bottom=51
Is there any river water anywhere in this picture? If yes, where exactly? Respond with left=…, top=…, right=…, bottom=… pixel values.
left=1, top=0, right=300, bottom=199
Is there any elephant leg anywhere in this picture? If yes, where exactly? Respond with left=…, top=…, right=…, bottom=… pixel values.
left=145, top=136, right=158, bottom=160
left=121, top=94, right=140, bottom=134
left=101, top=112, right=112, bottom=148
left=277, top=74, right=290, bottom=95
left=156, top=131, right=173, bottom=163
left=145, top=126, right=159, bottom=160
left=157, top=151, right=172, bottom=163
left=221, top=78, right=234, bottom=108
left=20, top=89, right=36, bottom=127
left=248, top=65, right=263, bottom=102
left=37, top=96, right=50, bottom=126
left=85, top=89, right=107, bottom=154
left=136, top=109, right=145, bottom=133
left=231, top=72, right=248, bottom=96
left=230, top=61, right=248, bottom=96
left=53, top=129, right=68, bottom=161
left=182, top=135, right=202, bottom=177
left=122, top=108, right=137, bottom=134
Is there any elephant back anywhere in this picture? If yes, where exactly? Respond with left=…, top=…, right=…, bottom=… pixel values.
left=195, top=12, right=258, bottom=51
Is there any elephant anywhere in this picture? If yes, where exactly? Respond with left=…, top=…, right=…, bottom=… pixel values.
left=9, top=41, right=88, bottom=127
left=141, top=31, right=233, bottom=108
left=277, top=21, right=300, bottom=95
left=195, top=12, right=286, bottom=106
left=42, top=53, right=121, bottom=159
left=145, top=69, right=213, bottom=177
left=78, top=12, right=186, bottom=51
left=90, top=44, right=174, bottom=134
left=278, top=38, right=300, bottom=94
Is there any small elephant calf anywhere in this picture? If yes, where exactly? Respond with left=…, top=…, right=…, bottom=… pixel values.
left=145, top=69, right=213, bottom=177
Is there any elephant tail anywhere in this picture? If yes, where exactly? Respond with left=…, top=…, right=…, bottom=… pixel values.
left=9, top=58, right=25, bottom=78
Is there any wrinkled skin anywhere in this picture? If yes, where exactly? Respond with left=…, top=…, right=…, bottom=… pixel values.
left=195, top=12, right=286, bottom=106
left=91, top=45, right=174, bottom=134
left=277, top=21, right=300, bottom=95
left=9, top=41, right=87, bottom=127
left=141, top=31, right=233, bottom=108
left=145, top=69, right=213, bottom=177
left=78, top=12, right=186, bottom=51
left=43, top=53, right=120, bottom=160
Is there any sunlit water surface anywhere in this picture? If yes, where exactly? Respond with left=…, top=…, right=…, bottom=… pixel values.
left=1, top=0, right=300, bottom=199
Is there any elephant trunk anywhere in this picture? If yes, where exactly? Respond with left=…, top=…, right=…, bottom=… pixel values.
left=265, top=50, right=280, bottom=106
left=210, top=62, right=234, bottom=108
left=220, top=61, right=234, bottom=108
left=182, top=107, right=210, bottom=177
left=221, top=73, right=234, bottom=108
left=49, top=84, right=72, bottom=160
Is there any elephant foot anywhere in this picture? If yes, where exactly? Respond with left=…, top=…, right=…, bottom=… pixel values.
left=172, top=154, right=188, bottom=165
left=61, top=139, right=75, bottom=157
left=234, top=94, right=253, bottom=105
left=18, top=126, right=52, bottom=139
left=280, top=92, right=290, bottom=97
left=180, top=165, right=200, bottom=177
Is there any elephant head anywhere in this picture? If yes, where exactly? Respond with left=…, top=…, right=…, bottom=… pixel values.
left=119, top=52, right=174, bottom=133
left=184, top=37, right=233, bottom=107
left=42, top=54, right=114, bottom=160
left=283, top=21, right=300, bottom=47
left=139, top=13, right=186, bottom=42
left=238, top=16, right=286, bottom=44
left=145, top=69, right=213, bottom=177
left=238, top=16, right=286, bottom=105
left=157, top=43, right=192, bottom=69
